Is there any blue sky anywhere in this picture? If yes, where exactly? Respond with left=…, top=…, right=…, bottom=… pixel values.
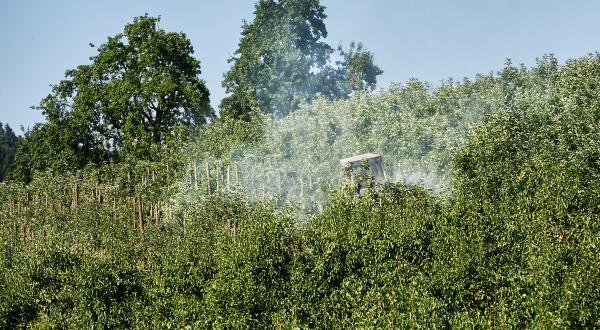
left=1, top=0, right=600, bottom=133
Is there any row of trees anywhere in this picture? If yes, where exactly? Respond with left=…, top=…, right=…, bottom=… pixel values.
left=4, top=0, right=382, bottom=183
left=3, top=48, right=600, bottom=324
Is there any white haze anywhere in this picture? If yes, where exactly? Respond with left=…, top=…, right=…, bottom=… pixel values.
left=201, top=80, right=500, bottom=208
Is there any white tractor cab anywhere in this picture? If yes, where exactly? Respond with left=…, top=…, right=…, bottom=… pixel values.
left=340, top=153, right=386, bottom=193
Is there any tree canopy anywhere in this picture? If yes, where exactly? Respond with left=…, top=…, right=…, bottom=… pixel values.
left=13, top=15, right=212, bottom=181
left=0, top=123, right=19, bottom=181
left=220, top=0, right=382, bottom=119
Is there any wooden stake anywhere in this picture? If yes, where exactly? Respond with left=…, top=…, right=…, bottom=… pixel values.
left=132, top=197, right=136, bottom=229
left=227, top=165, right=230, bottom=190
left=216, top=163, right=220, bottom=192
left=112, top=196, right=116, bottom=221
left=182, top=210, right=186, bottom=235
left=205, top=162, right=211, bottom=195
left=73, top=183, right=78, bottom=213
left=138, top=196, right=144, bottom=232
left=155, top=201, right=160, bottom=224
left=278, top=172, right=282, bottom=195
left=235, top=164, right=239, bottom=186
left=194, top=160, right=198, bottom=190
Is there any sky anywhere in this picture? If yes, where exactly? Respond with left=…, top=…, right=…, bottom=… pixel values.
left=1, top=0, right=600, bottom=133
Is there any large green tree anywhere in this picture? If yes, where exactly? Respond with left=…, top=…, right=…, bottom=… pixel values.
left=14, top=15, right=212, bottom=181
left=0, top=123, right=19, bottom=181
left=221, top=0, right=382, bottom=119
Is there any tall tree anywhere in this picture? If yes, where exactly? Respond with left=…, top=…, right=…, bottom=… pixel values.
left=0, top=123, right=19, bottom=181
left=14, top=15, right=212, bottom=181
left=221, top=0, right=382, bottom=119
left=336, top=42, right=384, bottom=95
left=312, top=42, right=384, bottom=101
left=86, top=15, right=213, bottom=148
left=221, top=0, right=332, bottom=118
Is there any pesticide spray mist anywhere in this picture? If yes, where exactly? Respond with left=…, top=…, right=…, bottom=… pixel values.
left=194, top=79, right=498, bottom=208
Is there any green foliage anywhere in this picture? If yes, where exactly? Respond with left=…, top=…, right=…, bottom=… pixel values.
left=12, top=120, right=108, bottom=184
left=3, top=53, right=600, bottom=328
left=220, top=0, right=382, bottom=118
left=450, top=53, right=600, bottom=327
left=12, top=15, right=212, bottom=182
left=331, top=41, right=384, bottom=97
left=214, top=72, right=503, bottom=205
left=0, top=123, right=19, bottom=181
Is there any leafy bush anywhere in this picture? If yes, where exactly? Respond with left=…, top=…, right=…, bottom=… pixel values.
left=2, top=53, right=600, bottom=328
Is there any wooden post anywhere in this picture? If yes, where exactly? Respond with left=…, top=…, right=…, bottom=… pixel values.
left=278, top=172, right=282, bottom=195
left=182, top=210, right=186, bottom=235
left=112, top=195, right=117, bottom=221
left=155, top=202, right=160, bottom=224
left=194, top=160, right=198, bottom=190
left=73, top=183, right=78, bottom=213
left=205, top=162, right=211, bottom=195
left=216, top=163, right=220, bottom=192
left=227, top=165, right=230, bottom=190
left=235, top=164, right=239, bottom=186
left=132, top=197, right=136, bottom=229
left=220, top=163, right=224, bottom=188
left=138, top=196, right=144, bottom=232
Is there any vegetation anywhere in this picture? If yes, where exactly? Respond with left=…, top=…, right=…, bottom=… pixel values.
left=220, top=0, right=382, bottom=119
left=2, top=52, right=600, bottom=327
left=13, top=15, right=212, bottom=183
left=2, top=2, right=600, bottom=328
left=0, top=123, right=19, bottom=181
